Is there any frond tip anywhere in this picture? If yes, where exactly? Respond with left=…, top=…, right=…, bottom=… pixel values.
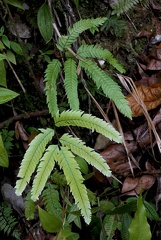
left=55, top=110, right=122, bottom=143
left=60, top=133, right=111, bottom=177
left=56, top=146, right=91, bottom=224
left=15, top=128, right=55, bottom=196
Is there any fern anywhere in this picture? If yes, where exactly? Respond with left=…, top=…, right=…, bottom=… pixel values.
left=100, top=214, right=121, bottom=240
left=51, top=170, right=67, bottom=186
left=0, top=203, right=20, bottom=239
left=111, top=0, right=142, bottom=16
left=56, top=146, right=91, bottom=224
left=55, top=110, right=122, bottom=143
left=57, top=17, right=107, bottom=51
left=15, top=128, right=55, bottom=196
left=44, top=59, right=61, bottom=117
left=42, top=183, right=62, bottom=218
left=25, top=191, right=35, bottom=220
left=64, top=58, right=79, bottom=110
left=80, top=59, right=132, bottom=118
left=32, top=144, right=59, bottom=201
left=77, top=44, right=125, bottom=73
left=60, top=133, right=111, bottom=176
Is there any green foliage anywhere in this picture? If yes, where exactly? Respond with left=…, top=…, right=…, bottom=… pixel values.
left=16, top=16, right=132, bottom=227
left=55, top=110, right=122, bottom=142
left=51, top=171, right=67, bottom=186
left=6, top=0, right=25, bottom=10
left=0, top=203, right=20, bottom=239
left=25, top=191, right=35, bottom=220
left=80, top=59, right=131, bottom=118
left=38, top=207, right=63, bottom=233
left=101, top=12, right=127, bottom=37
left=129, top=195, right=151, bottom=240
left=1, top=129, right=14, bottom=155
left=42, top=183, right=62, bottom=218
left=37, top=3, right=53, bottom=43
left=15, top=128, right=55, bottom=195
left=0, top=134, right=8, bottom=167
left=45, top=59, right=61, bottom=117
left=0, top=88, right=19, bottom=104
left=64, top=58, right=79, bottom=110
left=111, top=0, right=148, bottom=16
left=100, top=214, right=121, bottom=240
left=57, top=18, right=107, bottom=51
left=121, top=213, right=132, bottom=240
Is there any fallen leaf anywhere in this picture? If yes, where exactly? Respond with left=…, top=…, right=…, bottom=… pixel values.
left=126, top=83, right=161, bottom=117
left=121, top=175, right=155, bottom=195
left=100, top=144, right=136, bottom=176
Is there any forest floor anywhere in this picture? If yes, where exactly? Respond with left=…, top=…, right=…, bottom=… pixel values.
left=1, top=0, right=161, bottom=239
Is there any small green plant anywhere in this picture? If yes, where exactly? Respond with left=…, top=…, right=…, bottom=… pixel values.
left=101, top=11, right=127, bottom=37
left=0, top=202, right=21, bottom=239
left=111, top=0, right=150, bottom=16
left=15, top=13, right=132, bottom=230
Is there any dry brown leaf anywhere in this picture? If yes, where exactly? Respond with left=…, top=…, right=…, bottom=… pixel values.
left=121, top=175, right=155, bottom=195
left=126, top=83, right=161, bottom=117
left=100, top=144, right=135, bottom=176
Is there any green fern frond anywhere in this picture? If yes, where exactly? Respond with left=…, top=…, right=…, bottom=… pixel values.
left=15, top=128, right=55, bottom=196
left=57, top=17, right=107, bottom=50
left=56, top=146, right=91, bottom=224
left=64, top=58, right=79, bottom=110
left=100, top=214, right=121, bottom=240
left=25, top=191, right=35, bottom=220
left=77, top=44, right=125, bottom=73
left=0, top=203, right=20, bottom=239
left=51, top=171, right=67, bottom=186
left=60, top=133, right=111, bottom=176
left=111, top=0, right=140, bottom=16
left=44, top=59, right=61, bottom=117
left=55, top=110, right=122, bottom=143
left=80, top=59, right=132, bottom=118
left=42, top=183, right=62, bottom=218
left=31, top=145, right=59, bottom=201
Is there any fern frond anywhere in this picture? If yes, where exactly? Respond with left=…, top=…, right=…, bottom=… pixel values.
left=15, top=128, right=55, bottom=196
left=80, top=59, right=132, bottom=118
left=51, top=170, right=67, bottom=186
left=111, top=0, right=140, bottom=16
left=44, top=59, right=61, bottom=118
left=64, top=58, right=79, bottom=110
left=57, top=17, right=107, bottom=50
left=56, top=146, right=91, bottom=224
left=31, top=145, right=59, bottom=201
left=0, top=203, right=20, bottom=239
left=100, top=214, right=121, bottom=240
left=55, top=110, right=122, bottom=143
left=25, top=191, right=35, bottom=220
left=60, top=133, right=111, bottom=176
left=77, top=44, right=125, bottom=73
left=42, top=183, right=62, bottom=218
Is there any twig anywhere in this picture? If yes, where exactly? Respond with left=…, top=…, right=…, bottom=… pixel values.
left=6, top=60, right=26, bottom=93
left=0, top=109, right=49, bottom=128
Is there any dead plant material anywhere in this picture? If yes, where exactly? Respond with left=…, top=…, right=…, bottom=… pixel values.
left=100, top=144, right=136, bottom=176
left=121, top=175, right=156, bottom=196
left=126, top=83, right=161, bottom=117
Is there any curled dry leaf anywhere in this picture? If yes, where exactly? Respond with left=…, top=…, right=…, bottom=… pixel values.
left=126, top=83, right=161, bottom=117
left=100, top=144, right=136, bottom=176
left=121, top=175, right=156, bottom=196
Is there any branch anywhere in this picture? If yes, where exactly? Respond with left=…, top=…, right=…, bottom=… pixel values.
left=0, top=109, right=49, bottom=129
